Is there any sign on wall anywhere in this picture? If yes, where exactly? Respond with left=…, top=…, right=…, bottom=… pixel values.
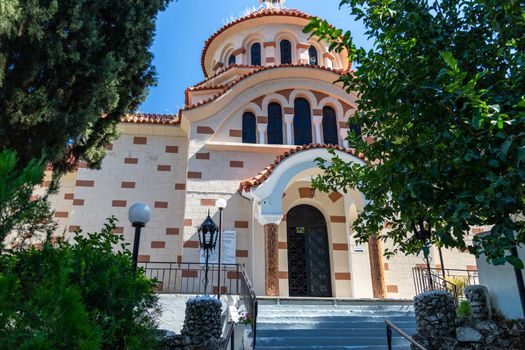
left=199, top=229, right=237, bottom=265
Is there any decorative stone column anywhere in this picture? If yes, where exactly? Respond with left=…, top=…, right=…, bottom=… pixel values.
left=257, top=121, right=267, bottom=144
left=368, top=234, right=387, bottom=298
left=264, top=223, right=280, bottom=296
left=312, top=115, right=323, bottom=143
left=284, top=114, right=294, bottom=145
left=340, top=128, right=349, bottom=148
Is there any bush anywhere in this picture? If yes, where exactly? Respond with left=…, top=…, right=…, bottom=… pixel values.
left=0, top=217, right=160, bottom=350
left=457, top=300, right=472, bottom=318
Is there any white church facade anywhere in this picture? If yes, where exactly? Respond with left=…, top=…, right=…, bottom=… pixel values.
left=44, top=4, right=477, bottom=299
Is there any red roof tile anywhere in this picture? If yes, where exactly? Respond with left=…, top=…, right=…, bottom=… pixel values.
left=184, top=64, right=346, bottom=110
left=120, top=113, right=180, bottom=125
left=239, top=144, right=365, bottom=192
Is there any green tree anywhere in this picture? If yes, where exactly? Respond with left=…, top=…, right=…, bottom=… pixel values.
left=0, top=217, right=159, bottom=350
left=0, top=0, right=170, bottom=174
left=305, top=0, right=525, bottom=266
left=0, top=149, right=56, bottom=247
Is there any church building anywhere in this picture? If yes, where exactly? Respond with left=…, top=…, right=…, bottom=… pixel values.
left=45, top=1, right=477, bottom=299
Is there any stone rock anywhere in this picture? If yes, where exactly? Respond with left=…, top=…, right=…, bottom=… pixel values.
left=464, top=285, right=492, bottom=320
left=456, top=326, right=483, bottom=343
left=414, top=291, right=457, bottom=349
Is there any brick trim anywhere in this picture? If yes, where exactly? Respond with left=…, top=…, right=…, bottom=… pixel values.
left=112, top=200, right=127, bottom=207
left=133, top=136, right=147, bottom=145
left=335, top=272, right=351, bottom=280
left=387, top=285, right=399, bottom=293
left=201, top=199, right=216, bottom=206
left=330, top=216, right=346, bottom=223
left=138, top=255, right=150, bottom=262
left=165, top=146, right=179, bottom=153
left=230, top=161, right=244, bottom=168
left=151, top=241, right=166, bottom=249
left=196, top=152, right=210, bottom=160
left=332, top=243, right=349, bottom=251
left=73, top=199, right=84, bottom=206
left=278, top=241, right=288, bottom=249
left=54, top=212, right=68, bottom=218
left=76, top=180, right=94, bottom=187
left=235, top=221, right=249, bottom=228
left=183, top=240, right=199, bottom=248
left=278, top=271, right=289, bottom=279
left=229, top=129, right=242, bottom=137
left=166, top=228, right=180, bottom=235
left=188, top=171, right=202, bottom=179
left=154, top=201, right=168, bottom=209
left=196, top=126, right=214, bottom=134
left=236, top=250, right=248, bottom=257
left=329, top=192, right=343, bottom=203
left=121, top=181, right=136, bottom=189
left=175, top=183, right=186, bottom=190
left=124, top=157, right=138, bottom=164
left=64, top=193, right=74, bottom=200
left=157, top=165, right=171, bottom=172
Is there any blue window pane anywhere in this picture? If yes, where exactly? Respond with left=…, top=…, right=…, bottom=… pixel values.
left=293, top=98, right=312, bottom=145
left=242, top=112, right=257, bottom=143
left=251, top=43, right=261, bottom=66
left=280, top=40, right=292, bottom=64
left=309, top=46, right=318, bottom=65
left=228, top=54, right=236, bottom=65
left=322, top=106, right=338, bottom=145
left=268, top=103, right=283, bottom=144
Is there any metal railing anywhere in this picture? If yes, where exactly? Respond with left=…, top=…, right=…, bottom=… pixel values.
left=239, top=264, right=258, bottom=348
left=222, top=322, right=235, bottom=350
left=412, top=267, right=479, bottom=304
left=140, top=262, right=241, bottom=294
left=385, top=320, right=427, bottom=350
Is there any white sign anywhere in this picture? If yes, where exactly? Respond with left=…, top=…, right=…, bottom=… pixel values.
left=353, top=245, right=365, bottom=253
left=200, top=230, right=237, bottom=265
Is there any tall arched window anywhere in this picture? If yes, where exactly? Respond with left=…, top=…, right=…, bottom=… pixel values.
left=250, top=43, right=261, bottom=66
left=308, top=46, right=318, bottom=65
left=293, top=98, right=312, bottom=145
left=228, top=54, right=236, bottom=66
left=349, top=122, right=362, bottom=137
left=267, top=102, right=283, bottom=144
left=280, top=39, right=292, bottom=64
left=322, top=106, right=338, bottom=144
left=242, top=112, right=256, bottom=143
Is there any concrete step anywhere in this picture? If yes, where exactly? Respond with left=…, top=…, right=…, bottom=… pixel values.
left=251, top=301, right=416, bottom=349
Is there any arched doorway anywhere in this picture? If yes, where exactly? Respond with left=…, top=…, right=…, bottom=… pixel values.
left=287, top=204, right=332, bottom=297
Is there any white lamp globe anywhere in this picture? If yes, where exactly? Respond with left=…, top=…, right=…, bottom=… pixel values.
left=128, top=203, right=151, bottom=226
left=216, top=198, right=227, bottom=209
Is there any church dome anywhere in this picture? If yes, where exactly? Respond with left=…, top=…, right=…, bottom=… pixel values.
left=201, top=6, right=350, bottom=77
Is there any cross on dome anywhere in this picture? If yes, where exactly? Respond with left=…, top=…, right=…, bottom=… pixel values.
left=259, top=0, right=286, bottom=9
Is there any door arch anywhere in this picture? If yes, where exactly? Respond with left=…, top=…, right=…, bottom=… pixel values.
left=286, top=204, right=332, bottom=297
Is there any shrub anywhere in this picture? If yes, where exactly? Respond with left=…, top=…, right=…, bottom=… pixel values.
left=0, top=217, right=160, bottom=350
left=457, top=300, right=472, bottom=318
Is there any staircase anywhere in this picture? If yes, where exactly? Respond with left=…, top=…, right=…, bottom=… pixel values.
left=253, top=299, right=416, bottom=349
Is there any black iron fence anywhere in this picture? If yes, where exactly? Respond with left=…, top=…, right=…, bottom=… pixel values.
left=139, top=262, right=241, bottom=295
left=239, top=264, right=258, bottom=348
left=412, top=267, right=479, bottom=304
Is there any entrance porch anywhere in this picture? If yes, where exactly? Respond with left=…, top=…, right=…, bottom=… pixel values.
left=240, top=145, right=388, bottom=299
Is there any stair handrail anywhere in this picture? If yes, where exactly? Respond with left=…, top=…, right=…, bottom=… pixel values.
left=239, top=264, right=258, bottom=348
left=385, top=320, right=427, bottom=350
left=221, top=321, right=235, bottom=350
left=412, top=267, right=461, bottom=305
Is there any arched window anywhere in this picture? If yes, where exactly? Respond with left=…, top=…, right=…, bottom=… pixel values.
left=322, top=106, right=338, bottom=144
left=228, top=54, right=236, bottom=66
left=293, top=98, right=312, bottom=145
left=349, top=122, right=362, bottom=137
left=267, top=103, right=283, bottom=144
left=280, top=39, right=292, bottom=64
left=250, top=43, right=261, bottom=66
left=308, top=46, right=318, bottom=65
left=242, top=112, right=256, bottom=143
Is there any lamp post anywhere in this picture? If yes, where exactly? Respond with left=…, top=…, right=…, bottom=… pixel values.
left=412, top=220, right=434, bottom=289
left=198, top=212, right=219, bottom=295
left=128, top=203, right=151, bottom=272
left=216, top=198, right=227, bottom=299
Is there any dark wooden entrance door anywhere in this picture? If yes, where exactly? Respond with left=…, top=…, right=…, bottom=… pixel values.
left=287, top=204, right=332, bottom=297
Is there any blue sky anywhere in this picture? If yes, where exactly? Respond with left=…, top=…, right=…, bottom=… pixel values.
left=139, top=0, right=371, bottom=114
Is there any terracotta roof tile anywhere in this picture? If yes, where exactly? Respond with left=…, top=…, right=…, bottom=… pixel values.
left=201, top=8, right=313, bottom=76
left=184, top=64, right=345, bottom=110
left=120, top=113, right=180, bottom=126
left=239, top=144, right=365, bottom=192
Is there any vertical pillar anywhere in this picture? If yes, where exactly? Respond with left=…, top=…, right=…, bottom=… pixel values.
left=257, top=123, right=267, bottom=145
left=312, top=115, right=323, bottom=143
left=284, top=114, right=294, bottom=145
left=264, top=223, right=280, bottom=296
left=340, top=128, right=349, bottom=148
left=368, top=234, right=387, bottom=298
